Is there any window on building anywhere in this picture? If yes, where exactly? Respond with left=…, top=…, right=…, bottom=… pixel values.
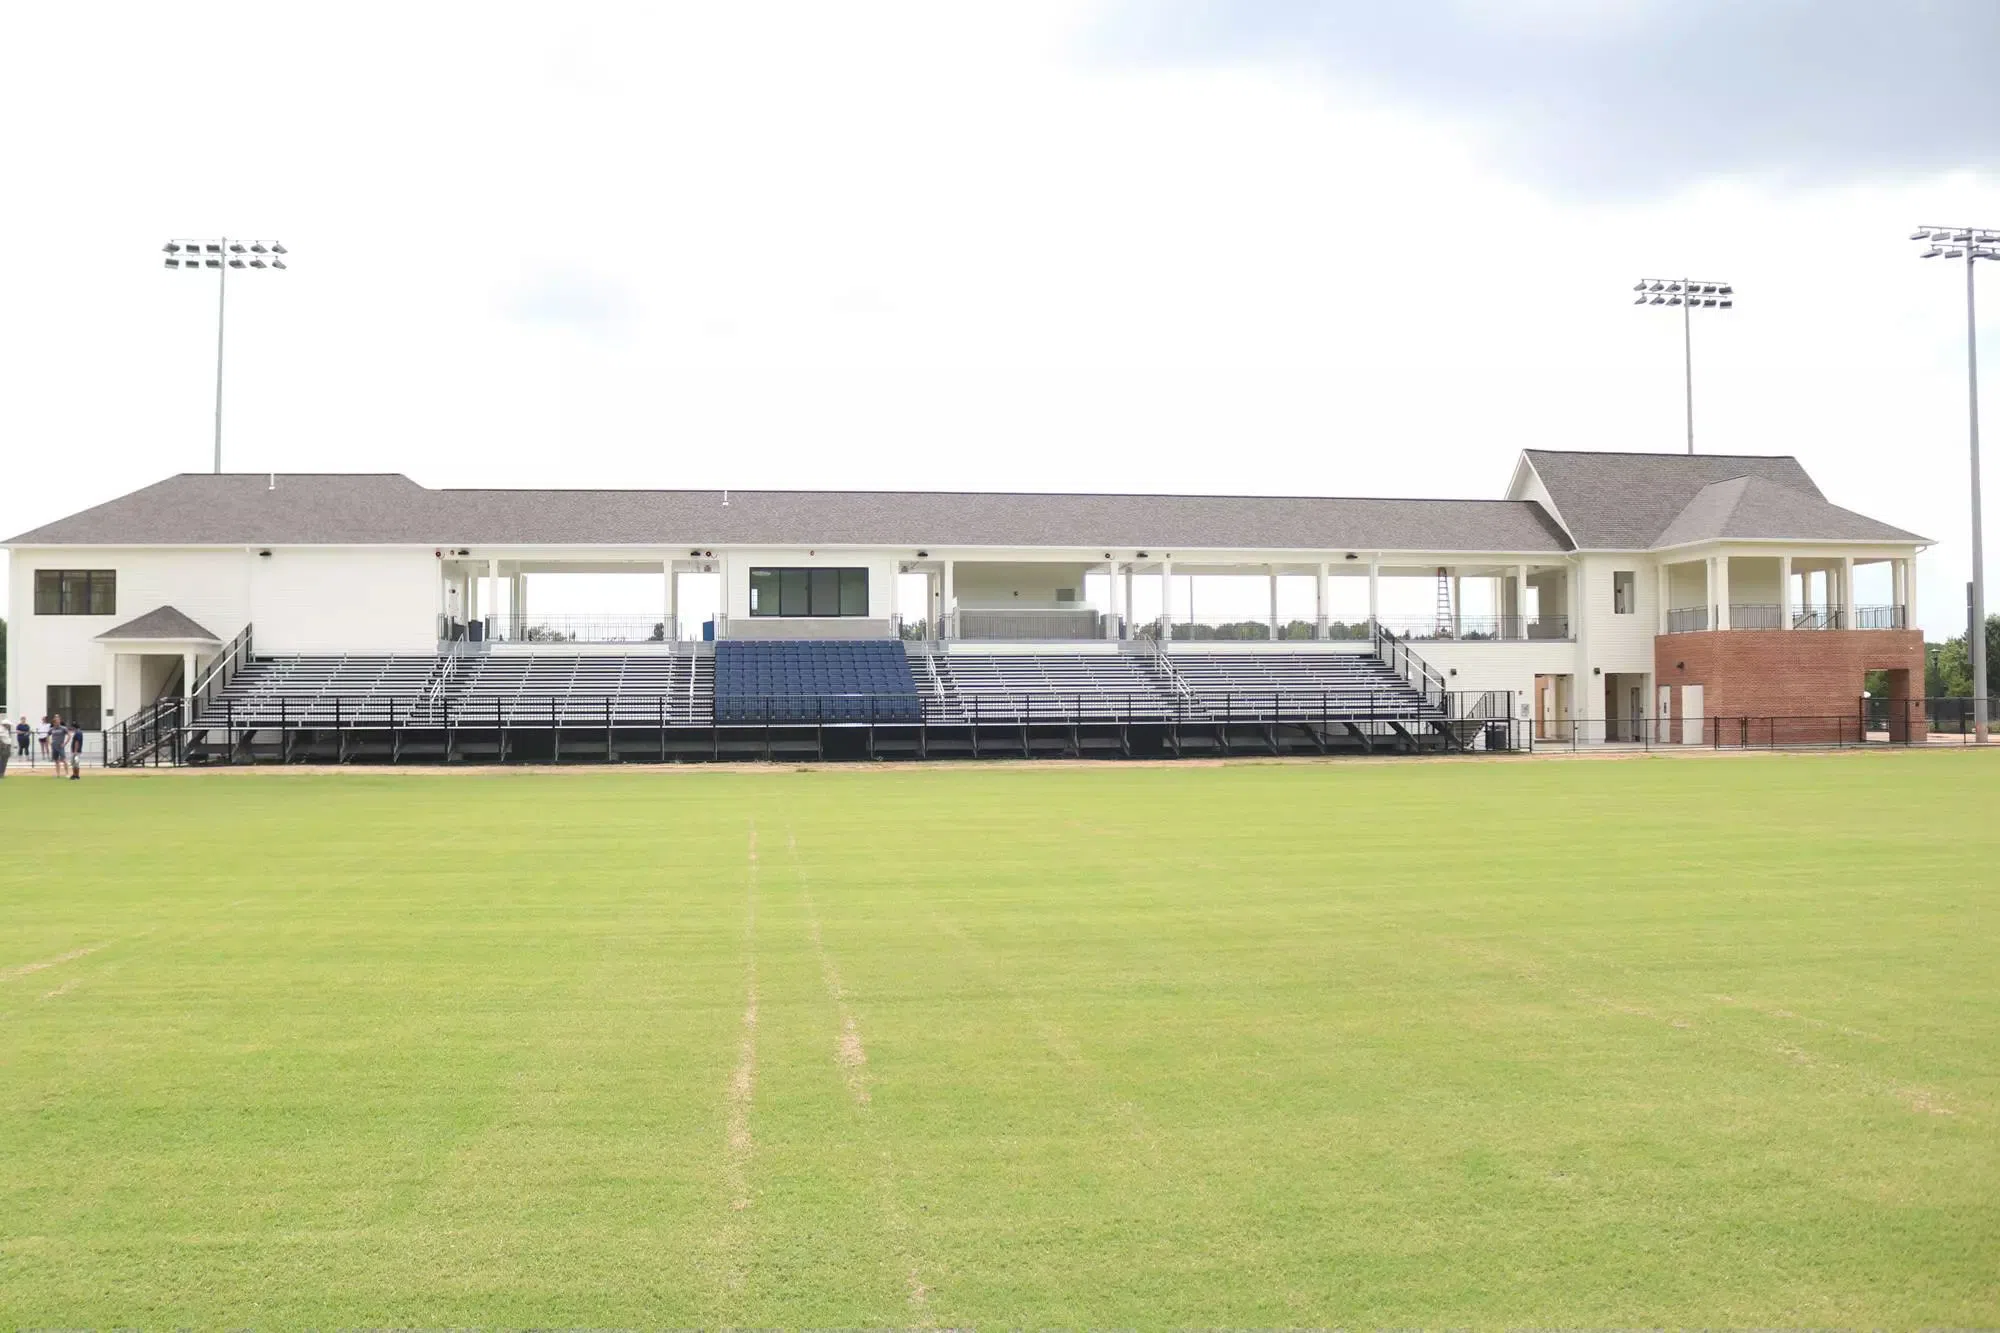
left=748, top=567, right=869, bottom=617
left=46, top=685, right=103, bottom=730
left=33, top=569, right=116, bottom=616
left=1613, top=570, right=1636, bottom=615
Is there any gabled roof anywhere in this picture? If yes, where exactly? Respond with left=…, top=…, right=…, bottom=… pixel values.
left=6, top=473, right=1576, bottom=553
left=94, top=605, right=220, bottom=642
left=1652, top=475, right=1927, bottom=548
left=1521, top=449, right=1840, bottom=548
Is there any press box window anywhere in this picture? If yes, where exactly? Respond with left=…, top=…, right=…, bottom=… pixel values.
left=46, top=685, right=102, bottom=731
left=1613, top=570, right=1636, bottom=615
left=34, top=569, right=116, bottom=615
left=748, top=567, right=869, bottom=617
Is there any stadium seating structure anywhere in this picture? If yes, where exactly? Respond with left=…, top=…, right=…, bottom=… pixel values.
left=713, top=640, right=923, bottom=723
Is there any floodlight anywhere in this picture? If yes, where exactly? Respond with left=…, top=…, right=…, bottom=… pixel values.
left=1649, top=281, right=1664, bottom=291
left=271, top=243, right=286, bottom=254
left=1633, top=294, right=1647, bottom=304
left=1946, top=248, right=1966, bottom=258
left=1666, top=296, right=1682, bottom=306
left=163, top=241, right=181, bottom=253
left=160, top=235, right=290, bottom=475
left=164, top=256, right=179, bottom=268
left=1649, top=295, right=1665, bottom=304
left=1922, top=247, right=1943, bottom=259
left=1718, top=299, right=1732, bottom=308
left=1632, top=281, right=1647, bottom=292
left=228, top=242, right=246, bottom=253
left=1911, top=229, right=1932, bottom=240
left=248, top=257, right=266, bottom=268
left=250, top=241, right=267, bottom=253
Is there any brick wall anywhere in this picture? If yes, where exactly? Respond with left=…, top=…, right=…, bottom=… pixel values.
left=1655, top=629, right=1926, bottom=742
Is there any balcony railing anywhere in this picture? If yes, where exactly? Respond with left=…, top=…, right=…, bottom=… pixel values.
left=954, top=608, right=1103, bottom=640
left=1370, top=615, right=1571, bottom=642
left=1662, top=604, right=1908, bottom=633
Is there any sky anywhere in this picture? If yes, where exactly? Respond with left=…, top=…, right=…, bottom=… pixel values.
left=0, top=0, right=1994, bottom=637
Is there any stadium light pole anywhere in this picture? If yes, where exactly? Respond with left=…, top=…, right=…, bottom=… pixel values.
left=1912, top=224, right=2000, bottom=744
left=163, top=238, right=289, bottom=473
left=1632, top=278, right=1733, bottom=454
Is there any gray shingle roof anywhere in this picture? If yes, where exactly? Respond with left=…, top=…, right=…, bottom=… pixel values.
left=1651, top=475, right=1926, bottom=548
left=8, top=473, right=1576, bottom=553
left=1521, top=449, right=1877, bottom=548
left=95, top=605, right=220, bottom=641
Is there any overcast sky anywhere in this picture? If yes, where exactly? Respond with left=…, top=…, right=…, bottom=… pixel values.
left=0, top=0, right=1994, bottom=636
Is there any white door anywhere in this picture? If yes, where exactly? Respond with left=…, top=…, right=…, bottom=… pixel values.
left=1681, top=684, right=1704, bottom=745
left=1657, top=685, right=1672, bottom=743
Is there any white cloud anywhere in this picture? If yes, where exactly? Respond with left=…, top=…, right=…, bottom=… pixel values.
left=0, top=0, right=1994, bottom=638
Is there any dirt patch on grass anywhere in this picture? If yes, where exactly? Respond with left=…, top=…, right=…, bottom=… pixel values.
left=1, top=944, right=106, bottom=983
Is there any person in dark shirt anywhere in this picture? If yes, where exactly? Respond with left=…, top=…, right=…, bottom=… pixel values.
left=69, top=722, right=85, bottom=779
left=13, top=717, right=27, bottom=764
left=48, top=714, right=67, bottom=778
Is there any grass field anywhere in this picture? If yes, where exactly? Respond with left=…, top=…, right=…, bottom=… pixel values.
left=3, top=752, right=1996, bottom=1327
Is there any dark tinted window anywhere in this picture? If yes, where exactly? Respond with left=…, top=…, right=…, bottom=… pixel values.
left=748, top=567, right=870, bottom=617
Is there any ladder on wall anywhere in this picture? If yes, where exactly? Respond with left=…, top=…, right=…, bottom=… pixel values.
left=1435, top=567, right=1453, bottom=637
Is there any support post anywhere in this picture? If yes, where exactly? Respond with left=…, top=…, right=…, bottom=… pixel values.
left=942, top=559, right=955, bottom=640
left=1367, top=559, right=1380, bottom=630
left=1656, top=563, right=1669, bottom=635
left=1714, top=554, right=1732, bottom=630
left=1268, top=568, right=1280, bottom=640
left=1839, top=554, right=1855, bottom=629
left=1315, top=562, right=1329, bottom=640
left=1107, top=561, right=1122, bottom=639
left=1160, top=559, right=1173, bottom=641
left=1518, top=564, right=1531, bottom=639
left=1779, top=553, right=1793, bottom=629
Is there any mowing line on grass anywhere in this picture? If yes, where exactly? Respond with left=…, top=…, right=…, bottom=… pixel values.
left=930, top=915, right=1162, bottom=1169
left=786, top=827, right=934, bottom=1320
left=726, top=821, right=761, bottom=1211
left=0, top=943, right=110, bottom=983
left=1435, top=933, right=1975, bottom=1121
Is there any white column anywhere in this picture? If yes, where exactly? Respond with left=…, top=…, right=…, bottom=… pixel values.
left=1315, top=562, right=1329, bottom=640
left=1779, top=553, right=1793, bottom=629
left=665, top=564, right=677, bottom=641
left=1714, top=554, right=1731, bottom=630
left=1160, top=559, right=1173, bottom=637
left=1450, top=572, right=1462, bottom=636
left=1519, top=564, right=1532, bottom=639
left=716, top=550, right=730, bottom=636
left=182, top=651, right=196, bottom=705
left=942, top=559, right=955, bottom=639
left=1268, top=568, right=1280, bottom=639
left=1106, top=562, right=1122, bottom=639
left=887, top=560, right=901, bottom=630
left=1367, top=560, right=1380, bottom=628
left=1840, top=554, right=1855, bottom=627
left=1123, top=566, right=1134, bottom=634
left=1905, top=556, right=1919, bottom=626
left=487, top=558, right=499, bottom=637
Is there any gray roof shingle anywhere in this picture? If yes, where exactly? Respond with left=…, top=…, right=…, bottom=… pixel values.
left=8, top=473, right=1576, bottom=553
left=95, top=605, right=220, bottom=641
left=1520, top=449, right=1897, bottom=548
left=1651, top=475, right=1926, bottom=548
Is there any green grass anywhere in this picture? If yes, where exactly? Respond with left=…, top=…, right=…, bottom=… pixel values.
left=3, top=751, right=1996, bottom=1327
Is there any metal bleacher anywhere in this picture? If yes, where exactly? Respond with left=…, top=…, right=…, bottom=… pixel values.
left=918, top=651, right=1179, bottom=722
left=179, top=636, right=1462, bottom=762
left=451, top=653, right=712, bottom=725
left=1164, top=652, right=1442, bottom=722
left=206, top=654, right=443, bottom=722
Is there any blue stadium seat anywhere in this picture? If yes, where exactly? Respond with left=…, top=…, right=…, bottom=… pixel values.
left=713, top=640, right=923, bottom=724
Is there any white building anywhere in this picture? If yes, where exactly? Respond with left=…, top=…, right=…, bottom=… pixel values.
left=4, top=450, right=1929, bottom=759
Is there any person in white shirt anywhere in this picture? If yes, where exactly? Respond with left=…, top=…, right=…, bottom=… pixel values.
left=36, top=717, right=52, bottom=760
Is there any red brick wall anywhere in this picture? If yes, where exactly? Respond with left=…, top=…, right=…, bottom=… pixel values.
left=1655, top=629, right=1926, bottom=741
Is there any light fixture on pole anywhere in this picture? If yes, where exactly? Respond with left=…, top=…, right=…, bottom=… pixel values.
left=1913, top=224, right=2000, bottom=744
left=1632, top=277, right=1733, bottom=454
left=163, top=238, right=289, bottom=474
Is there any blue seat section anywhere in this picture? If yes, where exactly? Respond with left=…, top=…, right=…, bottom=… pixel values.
left=713, top=640, right=923, bottom=723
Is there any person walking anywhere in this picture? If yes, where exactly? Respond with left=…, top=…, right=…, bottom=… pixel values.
left=69, top=721, right=85, bottom=779
left=14, top=716, right=29, bottom=767
left=47, top=714, right=66, bottom=777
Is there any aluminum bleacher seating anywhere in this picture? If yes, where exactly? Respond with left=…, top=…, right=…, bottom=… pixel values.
left=202, top=655, right=441, bottom=723
left=713, top=640, right=922, bottom=723
left=1165, top=652, right=1440, bottom=720
left=449, top=653, right=711, bottom=725
left=916, top=651, right=1179, bottom=722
